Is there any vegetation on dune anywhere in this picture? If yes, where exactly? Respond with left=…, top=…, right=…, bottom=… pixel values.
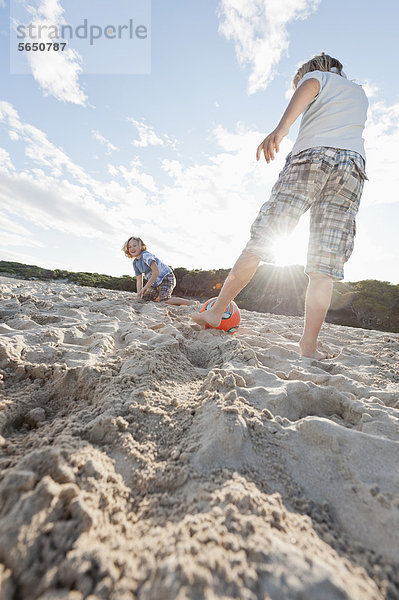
left=0, top=261, right=136, bottom=292
left=1, top=261, right=398, bottom=333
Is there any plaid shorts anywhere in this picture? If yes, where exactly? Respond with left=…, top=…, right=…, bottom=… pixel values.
left=244, top=147, right=368, bottom=280
left=143, top=272, right=176, bottom=302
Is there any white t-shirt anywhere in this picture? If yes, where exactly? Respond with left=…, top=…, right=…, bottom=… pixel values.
left=291, top=70, right=368, bottom=160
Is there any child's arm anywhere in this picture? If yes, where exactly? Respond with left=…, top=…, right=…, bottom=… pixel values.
left=256, top=78, right=321, bottom=164
left=136, top=273, right=143, bottom=297
left=138, top=261, right=160, bottom=298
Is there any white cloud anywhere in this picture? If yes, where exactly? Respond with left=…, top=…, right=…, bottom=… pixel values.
left=28, top=46, right=87, bottom=105
left=1, top=101, right=93, bottom=184
left=119, top=164, right=157, bottom=192
left=217, top=0, right=321, bottom=94
left=362, top=99, right=399, bottom=206
left=0, top=146, right=15, bottom=171
left=0, top=205, right=45, bottom=258
left=0, top=101, right=292, bottom=271
left=13, top=0, right=87, bottom=105
left=106, top=156, right=157, bottom=192
left=0, top=248, right=47, bottom=266
left=0, top=231, right=45, bottom=249
left=0, top=102, right=150, bottom=240
left=362, top=81, right=379, bottom=99
left=2, top=94, right=397, bottom=280
left=108, top=164, right=118, bottom=177
left=0, top=210, right=33, bottom=237
left=128, top=119, right=165, bottom=148
left=156, top=124, right=294, bottom=268
left=92, top=130, right=119, bottom=154
left=0, top=170, right=108, bottom=237
left=0, top=0, right=6, bottom=9
left=345, top=221, right=399, bottom=284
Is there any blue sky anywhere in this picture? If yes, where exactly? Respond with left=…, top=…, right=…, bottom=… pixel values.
left=0, top=0, right=398, bottom=284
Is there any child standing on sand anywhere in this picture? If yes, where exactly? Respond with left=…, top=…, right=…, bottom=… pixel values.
left=122, top=236, right=196, bottom=306
left=191, top=53, right=368, bottom=360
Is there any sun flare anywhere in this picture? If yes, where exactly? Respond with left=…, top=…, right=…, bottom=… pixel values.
left=272, top=236, right=297, bottom=266
left=271, top=219, right=309, bottom=267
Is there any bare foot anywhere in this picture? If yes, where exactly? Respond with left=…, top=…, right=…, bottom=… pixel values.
left=301, top=348, right=332, bottom=360
left=299, top=341, right=338, bottom=360
left=190, top=309, right=222, bottom=328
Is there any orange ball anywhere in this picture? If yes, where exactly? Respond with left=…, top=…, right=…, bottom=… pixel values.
left=199, top=297, right=240, bottom=334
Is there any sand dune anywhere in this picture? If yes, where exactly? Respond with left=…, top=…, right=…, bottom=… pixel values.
left=0, top=274, right=398, bottom=599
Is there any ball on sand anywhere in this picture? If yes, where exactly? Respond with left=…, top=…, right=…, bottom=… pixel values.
left=199, top=298, right=240, bottom=334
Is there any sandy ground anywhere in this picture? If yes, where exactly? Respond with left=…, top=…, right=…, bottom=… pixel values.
left=0, top=274, right=398, bottom=600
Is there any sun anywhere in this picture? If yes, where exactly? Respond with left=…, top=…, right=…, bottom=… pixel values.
left=271, top=217, right=309, bottom=267
left=272, top=236, right=297, bottom=266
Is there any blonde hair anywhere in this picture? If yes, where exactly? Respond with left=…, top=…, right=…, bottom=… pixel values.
left=293, top=52, right=344, bottom=89
left=122, top=236, right=147, bottom=258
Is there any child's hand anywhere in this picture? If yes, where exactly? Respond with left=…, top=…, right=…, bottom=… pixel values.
left=256, top=126, right=289, bottom=163
left=138, top=285, right=149, bottom=299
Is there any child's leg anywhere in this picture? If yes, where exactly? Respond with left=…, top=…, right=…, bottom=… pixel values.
left=159, top=273, right=197, bottom=306
left=165, top=297, right=197, bottom=306
left=142, top=288, right=159, bottom=301
left=191, top=251, right=260, bottom=327
left=299, top=273, right=333, bottom=359
left=300, top=149, right=365, bottom=358
left=191, top=154, right=315, bottom=328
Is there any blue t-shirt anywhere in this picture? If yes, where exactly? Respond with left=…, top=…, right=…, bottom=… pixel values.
left=133, top=251, right=172, bottom=287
